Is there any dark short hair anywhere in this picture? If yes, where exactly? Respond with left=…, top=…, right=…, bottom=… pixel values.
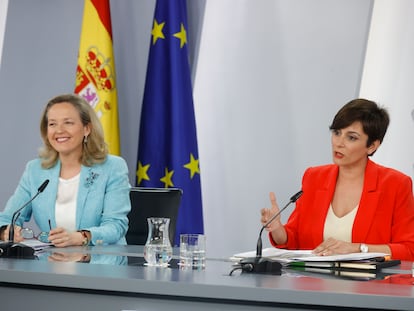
left=329, top=98, right=389, bottom=147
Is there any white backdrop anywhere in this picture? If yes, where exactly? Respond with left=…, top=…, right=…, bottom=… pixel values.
left=0, top=0, right=8, bottom=69
left=194, top=0, right=372, bottom=257
left=360, top=0, right=414, bottom=180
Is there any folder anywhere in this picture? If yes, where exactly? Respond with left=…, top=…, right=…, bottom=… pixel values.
left=289, top=258, right=401, bottom=272
left=289, top=266, right=391, bottom=281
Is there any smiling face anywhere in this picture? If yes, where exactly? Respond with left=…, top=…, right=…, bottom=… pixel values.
left=331, top=121, right=379, bottom=169
left=46, top=102, right=91, bottom=159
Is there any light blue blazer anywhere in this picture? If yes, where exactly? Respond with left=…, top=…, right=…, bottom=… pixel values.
left=0, top=155, right=131, bottom=245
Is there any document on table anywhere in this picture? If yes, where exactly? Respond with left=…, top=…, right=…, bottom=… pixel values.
left=231, top=247, right=388, bottom=264
left=22, top=239, right=53, bottom=251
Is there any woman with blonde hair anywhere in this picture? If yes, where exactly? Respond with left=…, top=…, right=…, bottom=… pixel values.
left=0, top=93, right=131, bottom=247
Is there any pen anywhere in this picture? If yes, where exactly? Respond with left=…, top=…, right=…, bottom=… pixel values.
left=48, top=219, right=52, bottom=231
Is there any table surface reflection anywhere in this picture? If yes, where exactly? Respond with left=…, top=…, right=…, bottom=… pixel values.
left=0, top=245, right=413, bottom=311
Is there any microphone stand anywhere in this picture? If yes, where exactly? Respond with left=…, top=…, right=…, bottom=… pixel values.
left=239, top=190, right=303, bottom=274
left=0, top=180, right=49, bottom=259
left=0, top=239, right=36, bottom=259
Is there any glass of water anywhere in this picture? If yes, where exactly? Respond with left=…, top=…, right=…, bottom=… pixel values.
left=179, top=234, right=206, bottom=269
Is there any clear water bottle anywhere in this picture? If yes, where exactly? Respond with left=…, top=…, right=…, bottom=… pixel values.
left=144, top=217, right=172, bottom=267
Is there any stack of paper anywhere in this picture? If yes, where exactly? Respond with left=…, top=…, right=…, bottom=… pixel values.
left=22, top=239, right=53, bottom=252
left=232, top=247, right=389, bottom=264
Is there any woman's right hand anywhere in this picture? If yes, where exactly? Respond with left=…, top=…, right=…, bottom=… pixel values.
left=260, top=192, right=288, bottom=245
left=0, top=225, right=23, bottom=242
left=260, top=192, right=283, bottom=232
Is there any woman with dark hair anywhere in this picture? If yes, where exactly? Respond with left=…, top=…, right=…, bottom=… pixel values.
left=0, top=94, right=131, bottom=247
left=261, top=99, right=414, bottom=260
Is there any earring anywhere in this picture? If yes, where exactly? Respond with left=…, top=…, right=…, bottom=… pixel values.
left=83, top=135, right=88, bottom=144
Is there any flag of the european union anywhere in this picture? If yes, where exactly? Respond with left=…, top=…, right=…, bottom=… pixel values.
left=136, top=0, right=203, bottom=245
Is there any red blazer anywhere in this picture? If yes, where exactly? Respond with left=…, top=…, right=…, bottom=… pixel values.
left=270, top=159, right=414, bottom=260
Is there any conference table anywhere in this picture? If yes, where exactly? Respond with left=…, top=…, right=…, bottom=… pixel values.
left=0, top=244, right=413, bottom=311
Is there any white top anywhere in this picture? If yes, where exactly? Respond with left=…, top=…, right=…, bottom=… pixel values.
left=323, top=204, right=358, bottom=242
left=55, top=173, right=79, bottom=232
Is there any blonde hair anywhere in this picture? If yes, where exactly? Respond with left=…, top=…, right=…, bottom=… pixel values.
left=39, top=93, right=108, bottom=168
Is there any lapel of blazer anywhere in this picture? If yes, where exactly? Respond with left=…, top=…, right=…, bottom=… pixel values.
left=44, top=162, right=61, bottom=228
left=76, top=165, right=94, bottom=228
left=312, top=165, right=338, bottom=243
left=353, top=159, right=379, bottom=241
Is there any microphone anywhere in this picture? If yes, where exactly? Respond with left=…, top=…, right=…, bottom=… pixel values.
left=0, top=179, right=49, bottom=258
left=239, top=190, right=303, bottom=274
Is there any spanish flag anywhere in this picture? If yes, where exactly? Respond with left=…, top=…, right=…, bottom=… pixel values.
left=74, top=0, right=120, bottom=155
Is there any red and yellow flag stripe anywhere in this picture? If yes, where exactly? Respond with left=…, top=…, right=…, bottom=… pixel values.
left=75, top=0, right=120, bottom=155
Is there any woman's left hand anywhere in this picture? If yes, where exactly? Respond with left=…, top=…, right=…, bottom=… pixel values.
left=313, top=237, right=359, bottom=256
left=48, top=227, right=81, bottom=247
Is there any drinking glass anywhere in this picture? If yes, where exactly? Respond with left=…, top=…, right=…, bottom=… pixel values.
left=179, top=234, right=206, bottom=269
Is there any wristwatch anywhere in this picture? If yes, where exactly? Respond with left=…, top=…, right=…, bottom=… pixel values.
left=360, top=243, right=369, bottom=253
left=78, top=230, right=89, bottom=246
